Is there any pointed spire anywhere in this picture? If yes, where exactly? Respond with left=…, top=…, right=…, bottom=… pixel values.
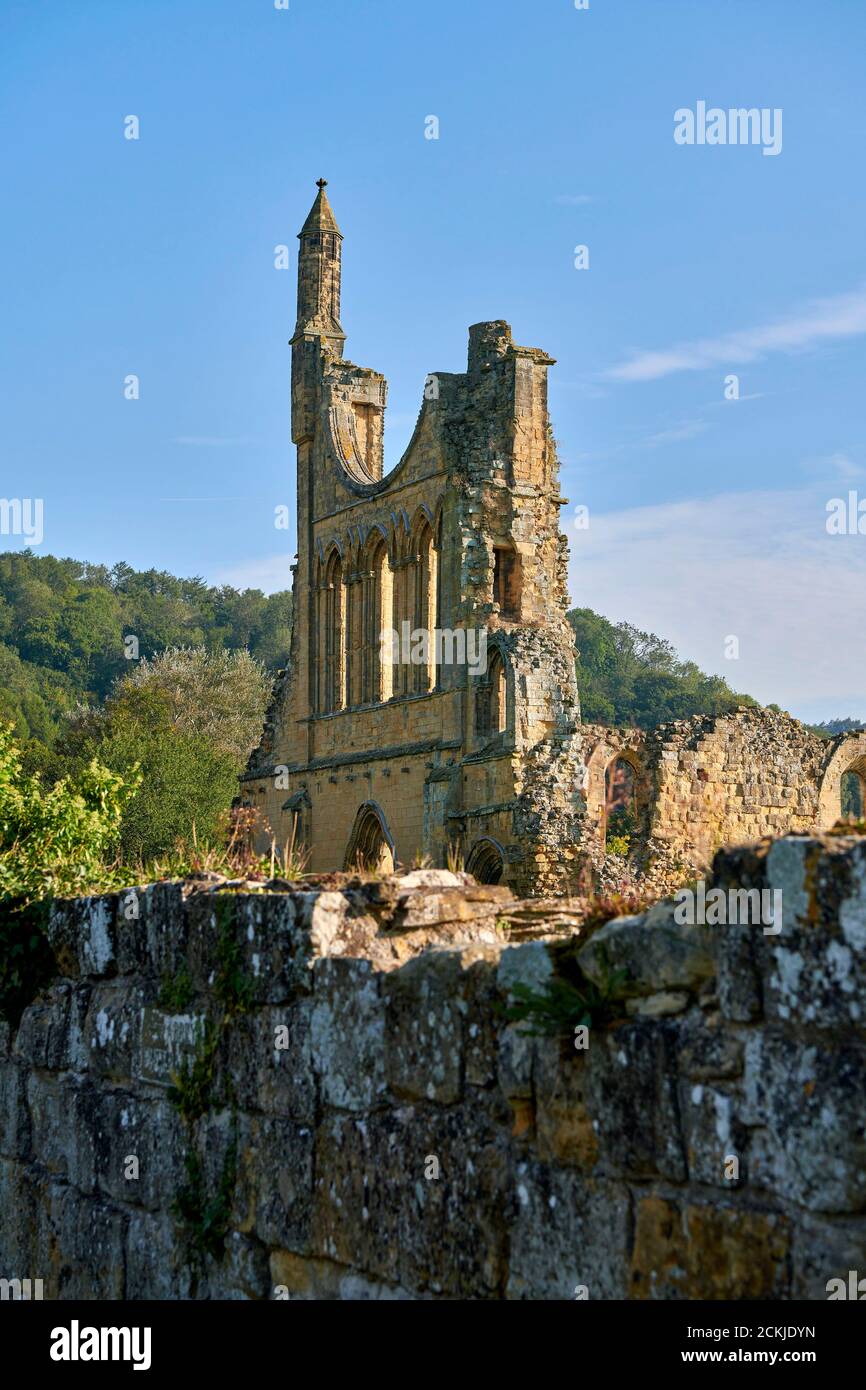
left=299, top=178, right=342, bottom=239
left=292, top=179, right=345, bottom=348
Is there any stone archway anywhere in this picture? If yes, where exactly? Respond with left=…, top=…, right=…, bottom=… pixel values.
left=344, top=801, right=395, bottom=873
left=817, top=733, right=866, bottom=830
left=604, top=755, right=639, bottom=853
left=583, top=738, right=649, bottom=854
left=465, top=838, right=505, bottom=885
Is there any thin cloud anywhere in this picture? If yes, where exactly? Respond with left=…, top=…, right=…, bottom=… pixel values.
left=606, top=285, right=866, bottom=382
left=644, top=420, right=708, bottom=447
left=172, top=435, right=257, bottom=447
left=801, top=451, right=865, bottom=482
left=567, top=484, right=866, bottom=717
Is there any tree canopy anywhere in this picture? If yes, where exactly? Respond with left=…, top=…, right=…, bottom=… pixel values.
left=568, top=607, right=761, bottom=729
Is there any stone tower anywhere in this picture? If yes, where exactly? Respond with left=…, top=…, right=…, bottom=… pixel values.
left=241, top=180, right=582, bottom=890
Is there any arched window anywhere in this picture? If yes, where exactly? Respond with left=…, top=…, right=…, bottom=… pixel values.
left=466, top=838, right=505, bottom=885
left=364, top=535, right=391, bottom=704
left=413, top=519, right=436, bottom=694
left=317, top=550, right=343, bottom=713
left=841, top=762, right=866, bottom=820
left=604, top=757, right=637, bottom=853
left=345, top=802, right=395, bottom=873
left=493, top=545, right=521, bottom=619
left=392, top=513, right=437, bottom=698
left=345, top=560, right=364, bottom=708
left=475, top=647, right=507, bottom=738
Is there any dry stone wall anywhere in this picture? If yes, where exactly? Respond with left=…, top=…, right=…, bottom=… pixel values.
left=1, top=835, right=865, bottom=1300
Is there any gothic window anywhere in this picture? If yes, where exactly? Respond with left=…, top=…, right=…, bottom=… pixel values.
left=345, top=803, right=395, bottom=873
left=413, top=519, right=436, bottom=694
left=365, top=536, right=392, bottom=704
left=317, top=550, right=343, bottom=713
left=475, top=647, right=507, bottom=738
left=345, top=563, right=364, bottom=708
left=493, top=546, right=521, bottom=619
left=841, top=763, right=866, bottom=820
left=391, top=513, right=437, bottom=699
left=604, top=757, right=637, bottom=852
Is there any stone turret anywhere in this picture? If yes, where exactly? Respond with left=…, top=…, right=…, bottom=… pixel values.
left=292, top=178, right=345, bottom=349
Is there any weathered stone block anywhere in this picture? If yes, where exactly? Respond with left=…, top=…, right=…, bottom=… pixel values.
left=578, top=905, right=714, bottom=999
left=743, top=1031, right=866, bottom=1211
left=629, top=1196, right=790, bottom=1300
left=311, top=958, right=387, bottom=1110
left=48, top=896, right=118, bottom=980
left=14, top=982, right=91, bottom=1073
left=142, top=882, right=187, bottom=980
left=507, top=1164, right=629, bottom=1299
left=585, top=1021, right=687, bottom=1181
left=384, top=951, right=464, bottom=1103
left=682, top=1082, right=745, bottom=1188
left=246, top=1114, right=314, bottom=1254
left=137, top=1005, right=206, bottom=1088
left=534, top=1045, right=598, bottom=1170
left=791, top=1215, right=866, bottom=1299
left=204, top=1230, right=270, bottom=1300
left=95, top=1091, right=187, bottom=1212
left=26, top=1073, right=98, bottom=1192
left=676, top=1011, right=743, bottom=1080
left=712, top=914, right=766, bottom=1022
left=0, top=1060, right=31, bottom=1160
left=82, top=981, right=148, bottom=1082
left=269, top=1248, right=415, bottom=1300
left=46, top=1184, right=127, bottom=1299
left=187, top=892, right=308, bottom=1004
left=225, top=1004, right=316, bottom=1123
left=125, top=1208, right=195, bottom=1300
left=312, top=1100, right=510, bottom=1297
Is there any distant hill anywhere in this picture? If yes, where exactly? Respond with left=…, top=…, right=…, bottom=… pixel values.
left=808, top=718, right=866, bottom=739
left=568, top=607, right=762, bottom=730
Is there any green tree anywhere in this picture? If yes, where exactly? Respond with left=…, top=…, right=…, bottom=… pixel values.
left=569, top=607, right=759, bottom=729
left=65, top=647, right=272, bottom=860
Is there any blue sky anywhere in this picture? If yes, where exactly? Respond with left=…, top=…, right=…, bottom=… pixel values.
left=1, top=0, right=864, bottom=721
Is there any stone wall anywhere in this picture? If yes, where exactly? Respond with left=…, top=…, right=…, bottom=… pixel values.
left=508, top=710, right=866, bottom=900
left=2, top=834, right=865, bottom=1300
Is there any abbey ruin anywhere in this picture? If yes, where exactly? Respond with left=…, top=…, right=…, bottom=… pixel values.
left=3, top=183, right=865, bottom=1307
left=242, top=181, right=866, bottom=896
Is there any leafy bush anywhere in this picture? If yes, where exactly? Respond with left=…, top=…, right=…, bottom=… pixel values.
left=65, top=648, right=271, bottom=861
left=0, top=722, right=139, bottom=905
left=606, top=835, right=631, bottom=858
left=0, top=721, right=140, bottom=1021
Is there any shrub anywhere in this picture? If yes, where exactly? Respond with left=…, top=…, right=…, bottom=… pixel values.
left=0, top=721, right=140, bottom=1021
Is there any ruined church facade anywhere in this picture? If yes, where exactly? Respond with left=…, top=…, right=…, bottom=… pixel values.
left=242, top=183, right=866, bottom=896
